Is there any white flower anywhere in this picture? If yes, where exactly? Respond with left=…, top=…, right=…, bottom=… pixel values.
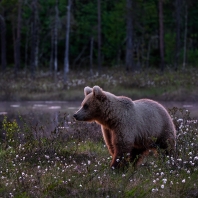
left=161, top=185, right=164, bottom=189
left=182, top=179, right=185, bottom=183
left=162, top=178, right=167, bottom=184
left=161, top=172, right=164, bottom=176
left=194, top=156, right=198, bottom=160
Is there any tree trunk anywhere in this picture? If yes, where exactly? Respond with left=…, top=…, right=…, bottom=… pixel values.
left=116, top=49, right=121, bottom=67
left=0, top=15, right=7, bottom=71
left=125, top=0, right=134, bottom=71
left=14, top=0, right=22, bottom=75
left=90, top=36, right=94, bottom=75
left=54, top=0, right=59, bottom=81
left=50, top=27, right=54, bottom=72
left=97, top=0, right=101, bottom=71
left=174, top=0, right=182, bottom=71
left=158, top=0, right=165, bottom=72
left=30, top=0, right=37, bottom=78
left=64, top=0, right=71, bottom=83
left=146, top=36, right=158, bottom=68
left=73, top=45, right=87, bottom=68
left=183, top=5, right=188, bottom=69
left=12, top=22, right=17, bottom=75
left=24, top=24, right=29, bottom=72
left=35, top=2, right=39, bottom=69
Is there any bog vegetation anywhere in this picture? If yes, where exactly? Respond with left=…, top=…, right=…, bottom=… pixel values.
left=0, top=106, right=198, bottom=197
left=0, top=68, right=198, bottom=101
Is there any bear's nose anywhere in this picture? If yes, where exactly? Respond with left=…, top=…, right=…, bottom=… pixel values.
left=73, top=114, right=78, bottom=119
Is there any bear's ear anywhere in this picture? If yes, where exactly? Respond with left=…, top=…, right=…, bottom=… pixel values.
left=84, top=86, right=93, bottom=96
left=93, top=86, right=106, bottom=101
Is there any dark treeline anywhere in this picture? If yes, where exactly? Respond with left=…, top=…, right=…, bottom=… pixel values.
left=0, top=0, right=198, bottom=75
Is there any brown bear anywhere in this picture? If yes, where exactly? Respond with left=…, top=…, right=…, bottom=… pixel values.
left=73, top=86, right=176, bottom=168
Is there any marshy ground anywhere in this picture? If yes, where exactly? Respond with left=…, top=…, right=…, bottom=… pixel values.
left=0, top=108, right=198, bottom=197
left=0, top=68, right=198, bottom=102
left=0, top=68, right=198, bottom=197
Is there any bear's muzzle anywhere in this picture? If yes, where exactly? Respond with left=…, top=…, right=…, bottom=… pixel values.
left=73, top=113, right=78, bottom=120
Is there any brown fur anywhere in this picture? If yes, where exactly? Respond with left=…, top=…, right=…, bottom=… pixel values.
left=73, top=86, right=176, bottom=168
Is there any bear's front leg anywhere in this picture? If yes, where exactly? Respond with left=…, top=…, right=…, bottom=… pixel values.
left=110, top=143, right=128, bottom=168
left=111, top=153, right=123, bottom=168
left=101, top=127, right=114, bottom=156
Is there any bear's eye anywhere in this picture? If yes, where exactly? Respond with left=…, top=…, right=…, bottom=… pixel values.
left=83, top=104, right=88, bottom=110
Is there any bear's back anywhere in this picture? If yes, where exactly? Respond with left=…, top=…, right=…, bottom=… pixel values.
left=134, top=99, right=170, bottom=121
left=131, top=99, right=175, bottom=139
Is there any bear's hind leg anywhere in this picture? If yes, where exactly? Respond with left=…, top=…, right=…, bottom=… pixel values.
left=130, top=148, right=147, bottom=167
left=156, top=138, right=175, bottom=156
left=156, top=138, right=176, bottom=165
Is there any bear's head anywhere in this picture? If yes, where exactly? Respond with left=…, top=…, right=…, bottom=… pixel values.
left=73, top=86, right=107, bottom=122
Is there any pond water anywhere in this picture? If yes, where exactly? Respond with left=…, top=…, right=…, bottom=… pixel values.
left=0, top=100, right=197, bottom=136
left=0, top=101, right=80, bottom=117
left=160, top=101, right=198, bottom=119
left=0, top=101, right=80, bottom=137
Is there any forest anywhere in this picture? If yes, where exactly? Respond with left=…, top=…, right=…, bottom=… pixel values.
left=0, top=0, right=198, bottom=76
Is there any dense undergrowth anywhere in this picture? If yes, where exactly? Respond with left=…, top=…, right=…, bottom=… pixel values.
left=0, top=68, right=198, bottom=101
left=0, top=108, right=198, bottom=197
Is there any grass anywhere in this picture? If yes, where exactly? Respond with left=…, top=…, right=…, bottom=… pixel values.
left=0, top=108, right=198, bottom=197
left=0, top=67, right=198, bottom=101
